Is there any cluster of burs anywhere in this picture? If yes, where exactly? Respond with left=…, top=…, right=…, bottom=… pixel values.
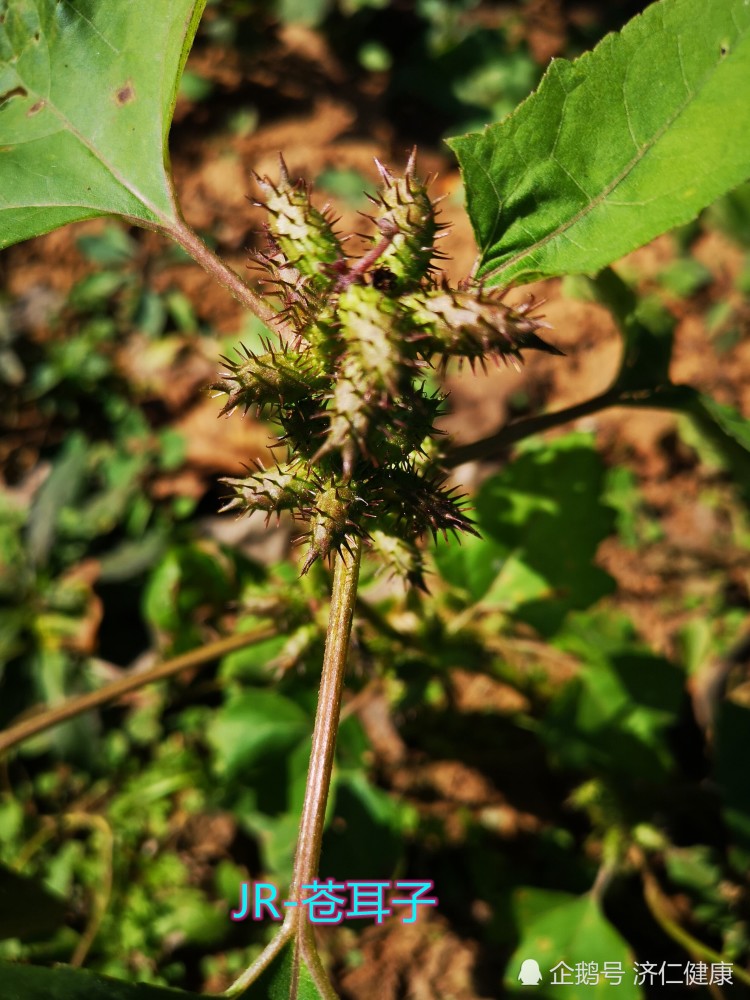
left=213, top=151, right=559, bottom=585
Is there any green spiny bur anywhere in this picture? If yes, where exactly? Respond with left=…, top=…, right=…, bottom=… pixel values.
left=213, top=343, right=329, bottom=416
left=215, top=153, right=560, bottom=575
left=302, top=480, right=364, bottom=574
left=323, top=364, right=373, bottom=476
left=367, top=149, right=440, bottom=292
left=402, top=287, right=564, bottom=365
left=222, top=462, right=318, bottom=520
left=337, top=284, right=402, bottom=396
left=254, top=155, right=342, bottom=291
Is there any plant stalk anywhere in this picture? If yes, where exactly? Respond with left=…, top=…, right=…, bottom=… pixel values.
left=291, top=539, right=362, bottom=898
left=0, top=625, right=276, bottom=756
left=444, top=382, right=694, bottom=468
left=292, top=541, right=362, bottom=999
left=224, top=542, right=362, bottom=999
left=446, top=389, right=621, bottom=467
left=638, top=855, right=750, bottom=988
left=166, top=216, right=297, bottom=343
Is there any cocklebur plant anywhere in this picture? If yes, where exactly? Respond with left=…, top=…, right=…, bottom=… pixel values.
left=1, top=0, right=750, bottom=998
left=205, top=155, right=563, bottom=998
left=214, top=152, right=561, bottom=585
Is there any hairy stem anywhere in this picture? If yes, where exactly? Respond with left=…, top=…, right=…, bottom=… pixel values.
left=445, top=389, right=621, bottom=467
left=165, top=215, right=297, bottom=343
left=444, top=381, right=696, bottom=468
left=0, top=625, right=276, bottom=756
left=292, top=542, right=362, bottom=1000
left=223, top=542, right=361, bottom=999
left=292, top=539, right=362, bottom=895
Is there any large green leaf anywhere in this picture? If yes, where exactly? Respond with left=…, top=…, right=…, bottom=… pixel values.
left=541, top=649, right=683, bottom=781
left=0, top=935, right=326, bottom=999
left=448, top=0, right=750, bottom=285
left=0, top=962, right=201, bottom=999
left=0, top=0, right=206, bottom=248
left=504, top=890, right=643, bottom=998
left=207, top=689, right=310, bottom=779
left=470, top=434, right=616, bottom=635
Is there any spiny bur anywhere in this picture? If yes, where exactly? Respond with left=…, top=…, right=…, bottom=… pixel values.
left=214, top=152, right=561, bottom=583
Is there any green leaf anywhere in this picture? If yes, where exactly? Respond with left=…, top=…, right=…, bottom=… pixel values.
left=220, top=615, right=289, bottom=681
left=242, top=810, right=300, bottom=879
left=657, top=257, right=712, bottom=297
left=242, top=939, right=326, bottom=1000
left=663, top=845, right=731, bottom=927
left=27, top=432, right=88, bottom=566
left=0, top=962, right=202, bottom=999
left=322, top=770, right=410, bottom=880
left=207, top=689, right=310, bottom=779
left=97, top=531, right=167, bottom=583
left=0, top=0, right=206, bottom=248
left=76, top=225, right=138, bottom=265
left=432, top=531, right=508, bottom=602
left=541, top=650, right=683, bottom=780
left=472, top=434, right=616, bottom=634
left=704, top=181, right=750, bottom=248
left=448, top=0, right=750, bottom=285
left=604, top=466, right=664, bottom=549
left=232, top=737, right=312, bottom=877
left=691, top=393, right=750, bottom=456
left=581, top=268, right=750, bottom=499
left=315, top=167, right=369, bottom=209
left=505, top=890, right=643, bottom=998
left=151, top=887, right=226, bottom=948
left=68, top=271, right=130, bottom=312
left=583, top=269, right=750, bottom=511
left=142, top=543, right=233, bottom=641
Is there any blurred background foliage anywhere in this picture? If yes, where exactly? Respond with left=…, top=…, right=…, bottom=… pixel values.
left=1, top=1, right=750, bottom=997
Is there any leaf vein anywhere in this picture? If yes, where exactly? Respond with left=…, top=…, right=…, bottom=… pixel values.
left=470, top=148, right=505, bottom=259
left=484, top=31, right=738, bottom=281
left=551, top=154, right=591, bottom=199
left=675, top=35, right=692, bottom=96
left=59, top=0, right=119, bottom=54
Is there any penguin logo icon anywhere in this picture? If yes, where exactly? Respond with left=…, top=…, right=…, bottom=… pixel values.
left=518, top=958, right=543, bottom=985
